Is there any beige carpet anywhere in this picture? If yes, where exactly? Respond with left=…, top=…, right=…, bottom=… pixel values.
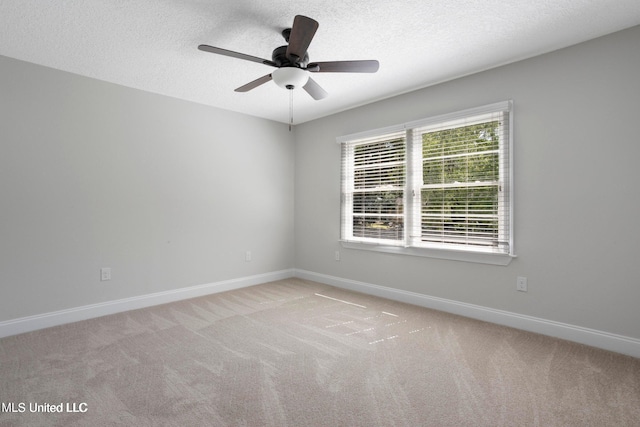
left=1, top=278, right=639, bottom=426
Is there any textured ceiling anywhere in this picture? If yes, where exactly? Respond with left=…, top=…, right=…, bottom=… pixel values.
left=1, top=1, right=639, bottom=124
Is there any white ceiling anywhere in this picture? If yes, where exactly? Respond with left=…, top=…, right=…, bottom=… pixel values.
left=1, top=1, right=639, bottom=124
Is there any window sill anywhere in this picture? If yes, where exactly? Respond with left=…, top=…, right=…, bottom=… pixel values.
left=340, top=241, right=516, bottom=266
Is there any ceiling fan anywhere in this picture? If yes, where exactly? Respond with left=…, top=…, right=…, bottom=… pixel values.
left=197, top=15, right=379, bottom=101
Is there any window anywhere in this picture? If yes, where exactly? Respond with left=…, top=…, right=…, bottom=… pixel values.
left=339, top=101, right=514, bottom=265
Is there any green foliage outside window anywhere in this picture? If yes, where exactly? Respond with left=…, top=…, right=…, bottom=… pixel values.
left=422, top=122, right=501, bottom=245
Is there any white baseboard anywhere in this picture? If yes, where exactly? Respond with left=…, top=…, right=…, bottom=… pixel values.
left=295, top=269, right=640, bottom=359
left=0, top=269, right=295, bottom=339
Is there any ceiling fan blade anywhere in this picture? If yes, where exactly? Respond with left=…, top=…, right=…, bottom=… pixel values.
left=235, top=74, right=273, bottom=92
left=303, top=77, right=328, bottom=100
left=307, top=60, right=379, bottom=73
left=198, top=44, right=277, bottom=67
left=286, top=15, right=318, bottom=62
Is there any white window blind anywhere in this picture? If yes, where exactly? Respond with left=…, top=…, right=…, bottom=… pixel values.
left=340, top=101, right=514, bottom=261
left=341, top=130, right=406, bottom=245
left=411, top=110, right=510, bottom=252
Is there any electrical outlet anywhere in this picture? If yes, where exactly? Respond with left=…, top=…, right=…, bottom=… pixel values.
left=100, top=268, right=111, bottom=281
left=245, top=251, right=252, bottom=262
left=516, top=276, right=527, bottom=292
left=335, top=251, right=341, bottom=261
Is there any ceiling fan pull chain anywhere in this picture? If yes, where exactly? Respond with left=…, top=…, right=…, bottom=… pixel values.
left=289, top=89, right=294, bottom=131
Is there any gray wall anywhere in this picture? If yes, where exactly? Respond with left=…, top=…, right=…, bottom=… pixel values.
left=0, top=55, right=295, bottom=321
left=294, top=26, right=640, bottom=340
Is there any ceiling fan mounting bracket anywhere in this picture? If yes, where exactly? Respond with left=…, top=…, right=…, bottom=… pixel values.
left=282, top=28, right=291, bottom=42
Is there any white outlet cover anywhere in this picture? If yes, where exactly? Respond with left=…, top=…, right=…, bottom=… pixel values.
left=516, top=276, right=527, bottom=292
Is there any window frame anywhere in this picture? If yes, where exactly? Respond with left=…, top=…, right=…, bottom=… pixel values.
left=338, top=101, right=515, bottom=266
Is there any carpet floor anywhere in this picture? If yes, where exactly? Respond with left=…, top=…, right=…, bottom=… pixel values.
left=1, top=278, right=639, bottom=426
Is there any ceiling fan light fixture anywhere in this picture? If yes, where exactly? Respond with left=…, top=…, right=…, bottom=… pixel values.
left=272, top=67, right=309, bottom=90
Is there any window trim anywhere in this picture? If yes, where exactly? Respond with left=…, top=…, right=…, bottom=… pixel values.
left=338, top=101, right=516, bottom=266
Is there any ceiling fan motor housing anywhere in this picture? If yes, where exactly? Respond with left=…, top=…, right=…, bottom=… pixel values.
left=272, top=45, right=309, bottom=67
